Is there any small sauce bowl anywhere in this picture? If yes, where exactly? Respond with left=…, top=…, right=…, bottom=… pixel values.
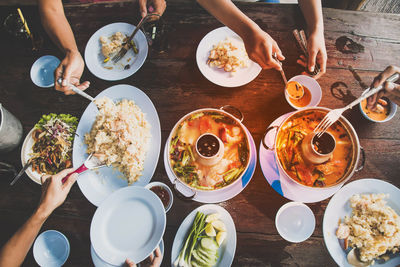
left=33, top=230, right=70, bottom=267
left=359, top=89, right=397, bottom=123
left=285, top=75, right=322, bottom=110
left=145, top=182, right=173, bottom=213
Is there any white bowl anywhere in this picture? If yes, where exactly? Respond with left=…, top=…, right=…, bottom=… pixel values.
left=33, top=230, right=70, bottom=267
left=359, top=89, right=397, bottom=123
left=285, top=75, right=322, bottom=110
left=145, top=182, right=173, bottom=213
left=275, top=202, right=315, bottom=243
left=30, top=55, right=60, bottom=88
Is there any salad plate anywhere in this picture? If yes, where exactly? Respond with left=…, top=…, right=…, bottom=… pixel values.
left=323, top=179, right=400, bottom=267
left=164, top=126, right=257, bottom=203
left=84, top=22, right=148, bottom=81
left=91, top=239, right=164, bottom=267
left=259, top=112, right=342, bottom=203
left=196, top=26, right=261, bottom=87
left=74, top=84, right=161, bottom=206
left=91, top=186, right=166, bottom=266
left=171, top=204, right=236, bottom=267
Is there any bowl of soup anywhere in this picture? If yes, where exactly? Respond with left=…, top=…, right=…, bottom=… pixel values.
left=167, top=106, right=251, bottom=194
left=262, top=107, right=365, bottom=189
left=285, top=75, right=322, bottom=110
left=359, top=89, right=397, bottom=123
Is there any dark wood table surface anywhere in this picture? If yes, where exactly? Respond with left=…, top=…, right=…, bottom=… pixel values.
left=1, top=1, right=400, bottom=266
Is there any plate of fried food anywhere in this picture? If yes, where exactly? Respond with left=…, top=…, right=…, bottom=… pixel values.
left=21, top=113, right=78, bottom=184
left=196, top=26, right=262, bottom=87
left=84, top=22, right=148, bottom=81
left=73, top=84, right=161, bottom=206
left=323, top=178, right=400, bottom=267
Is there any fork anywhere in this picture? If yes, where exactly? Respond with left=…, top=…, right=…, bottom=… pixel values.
left=112, top=13, right=160, bottom=63
left=314, top=73, right=399, bottom=137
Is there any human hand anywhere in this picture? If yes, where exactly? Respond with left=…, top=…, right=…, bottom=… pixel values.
left=297, top=30, right=327, bottom=79
left=37, top=169, right=77, bottom=218
left=243, top=26, right=285, bottom=71
left=367, top=65, right=400, bottom=109
left=125, top=246, right=162, bottom=267
left=54, top=50, right=90, bottom=95
left=139, top=0, right=166, bottom=18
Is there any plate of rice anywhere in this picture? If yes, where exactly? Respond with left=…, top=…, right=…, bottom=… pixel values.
left=323, top=179, right=400, bottom=267
left=73, top=84, right=161, bottom=206
left=196, top=26, right=262, bottom=87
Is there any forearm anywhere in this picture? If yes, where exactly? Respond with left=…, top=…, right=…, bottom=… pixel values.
left=0, top=209, right=49, bottom=267
left=197, top=0, right=260, bottom=40
left=38, top=0, right=78, bottom=54
left=298, top=0, right=324, bottom=34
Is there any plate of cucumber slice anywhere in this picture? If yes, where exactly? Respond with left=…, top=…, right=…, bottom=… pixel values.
left=171, top=204, right=236, bottom=267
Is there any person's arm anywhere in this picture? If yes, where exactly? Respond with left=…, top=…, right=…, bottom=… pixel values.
left=367, top=65, right=400, bottom=108
left=298, top=0, right=327, bottom=79
left=38, top=0, right=89, bottom=94
left=197, top=0, right=284, bottom=70
left=0, top=169, right=77, bottom=267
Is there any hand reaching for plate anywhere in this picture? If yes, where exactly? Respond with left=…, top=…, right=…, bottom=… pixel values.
left=139, top=0, right=166, bottom=18
left=54, top=50, right=90, bottom=95
left=125, top=246, right=162, bottom=267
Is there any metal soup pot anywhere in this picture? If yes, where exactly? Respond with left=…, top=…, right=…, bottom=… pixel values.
left=262, top=107, right=365, bottom=189
left=167, top=106, right=251, bottom=199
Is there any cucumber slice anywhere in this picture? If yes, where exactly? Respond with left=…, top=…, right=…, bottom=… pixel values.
left=197, top=247, right=217, bottom=262
left=192, top=250, right=210, bottom=266
left=190, top=258, right=205, bottom=267
left=200, top=237, right=219, bottom=251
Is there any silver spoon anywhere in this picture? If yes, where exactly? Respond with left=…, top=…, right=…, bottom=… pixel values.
left=57, top=78, right=95, bottom=102
left=273, top=52, right=288, bottom=85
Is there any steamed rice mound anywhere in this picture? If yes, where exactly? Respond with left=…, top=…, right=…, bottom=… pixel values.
left=85, top=97, right=151, bottom=184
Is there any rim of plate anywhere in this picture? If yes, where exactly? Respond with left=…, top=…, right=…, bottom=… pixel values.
left=171, top=204, right=237, bottom=266
left=84, top=22, right=148, bottom=81
left=74, top=84, right=161, bottom=206
left=21, top=128, right=44, bottom=185
left=196, top=26, right=262, bottom=87
left=323, top=178, right=400, bottom=267
left=91, top=186, right=166, bottom=266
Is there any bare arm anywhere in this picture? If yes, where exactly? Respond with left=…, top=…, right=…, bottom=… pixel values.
left=38, top=0, right=89, bottom=94
left=197, top=0, right=283, bottom=70
left=0, top=170, right=77, bottom=267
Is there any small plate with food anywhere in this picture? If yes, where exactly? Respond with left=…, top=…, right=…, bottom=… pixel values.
left=73, top=84, right=161, bottom=206
left=196, top=26, right=262, bottom=87
left=84, top=22, right=148, bottom=81
left=323, top=178, right=400, bottom=267
left=171, top=204, right=236, bottom=267
left=21, top=114, right=78, bottom=184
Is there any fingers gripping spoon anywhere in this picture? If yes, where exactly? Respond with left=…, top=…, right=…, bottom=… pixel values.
left=61, top=153, right=106, bottom=184
left=57, top=78, right=95, bottom=102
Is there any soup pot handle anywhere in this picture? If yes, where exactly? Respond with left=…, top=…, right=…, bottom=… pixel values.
left=220, top=105, right=244, bottom=122
left=262, top=126, right=279, bottom=150
left=171, top=178, right=197, bottom=201
left=355, top=146, right=365, bottom=172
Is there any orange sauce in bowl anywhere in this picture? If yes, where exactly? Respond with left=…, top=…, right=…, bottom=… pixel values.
left=288, top=85, right=311, bottom=108
left=361, top=98, right=390, bottom=121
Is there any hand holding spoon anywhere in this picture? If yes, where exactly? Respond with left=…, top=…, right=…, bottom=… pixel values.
left=57, top=78, right=95, bottom=102
left=273, top=52, right=288, bottom=85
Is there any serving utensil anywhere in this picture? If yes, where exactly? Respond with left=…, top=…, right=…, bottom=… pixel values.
left=273, top=52, right=287, bottom=85
left=57, top=78, right=95, bottom=102
left=314, top=73, right=400, bottom=137
left=10, top=160, right=30, bottom=186
left=292, top=29, right=320, bottom=76
left=61, top=153, right=106, bottom=184
left=112, top=13, right=160, bottom=63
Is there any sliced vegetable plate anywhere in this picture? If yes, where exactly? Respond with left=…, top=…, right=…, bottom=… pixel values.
left=73, top=84, right=161, bottom=206
left=171, top=204, right=236, bottom=267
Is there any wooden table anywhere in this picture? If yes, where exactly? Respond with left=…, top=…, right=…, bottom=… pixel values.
left=1, top=1, right=400, bottom=266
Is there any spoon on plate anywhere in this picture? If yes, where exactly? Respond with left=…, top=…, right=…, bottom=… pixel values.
left=347, top=248, right=372, bottom=267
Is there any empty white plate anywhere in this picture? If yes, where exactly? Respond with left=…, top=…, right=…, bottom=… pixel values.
left=91, top=186, right=166, bottom=266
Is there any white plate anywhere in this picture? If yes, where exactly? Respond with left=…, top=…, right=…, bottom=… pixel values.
left=323, top=179, right=400, bottom=267
left=91, top=239, right=164, bottom=267
left=84, top=22, right=148, bottom=81
left=171, top=204, right=236, bottom=266
left=91, top=186, right=166, bottom=266
left=21, top=128, right=42, bottom=184
left=164, top=127, right=257, bottom=203
left=259, top=112, right=342, bottom=203
left=196, top=26, right=262, bottom=87
left=74, top=84, right=161, bottom=206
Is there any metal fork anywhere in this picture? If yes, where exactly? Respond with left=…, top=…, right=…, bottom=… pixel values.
left=112, top=13, right=160, bottom=63
left=314, top=73, right=399, bottom=137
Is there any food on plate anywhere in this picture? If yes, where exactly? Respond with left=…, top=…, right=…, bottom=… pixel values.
left=29, top=114, right=78, bottom=175
left=99, top=32, right=138, bottom=62
left=336, top=194, right=400, bottom=264
left=169, top=111, right=249, bottom=190
left=84, top=97, right=151, bottom=185
left=149, top=186, right=170, bottom=209
left=174, top=211, right=227, bottom=267
left=286, top=81, right=311, bottom=108
left=276, top=110, right=353, bottom=187
left=361, top=98, right=391, bottom=121
left=207, top=38, right=249, bottom=73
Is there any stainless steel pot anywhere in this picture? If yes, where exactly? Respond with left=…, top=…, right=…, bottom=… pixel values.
left=262, top=107, right=365, bottom=189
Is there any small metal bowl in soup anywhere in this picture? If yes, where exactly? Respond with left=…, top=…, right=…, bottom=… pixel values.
left=168, top=108, right=250, bottom=191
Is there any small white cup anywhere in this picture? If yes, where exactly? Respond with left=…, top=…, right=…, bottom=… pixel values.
left=285, top=75, right=322, bottom=110
left=30, top=55, right=60, bottom=88
left=275, top=202, right=315, bottom=243
left=33, top=230, right=70, bottom=267
left=145, top=182, right=174, bottom=213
